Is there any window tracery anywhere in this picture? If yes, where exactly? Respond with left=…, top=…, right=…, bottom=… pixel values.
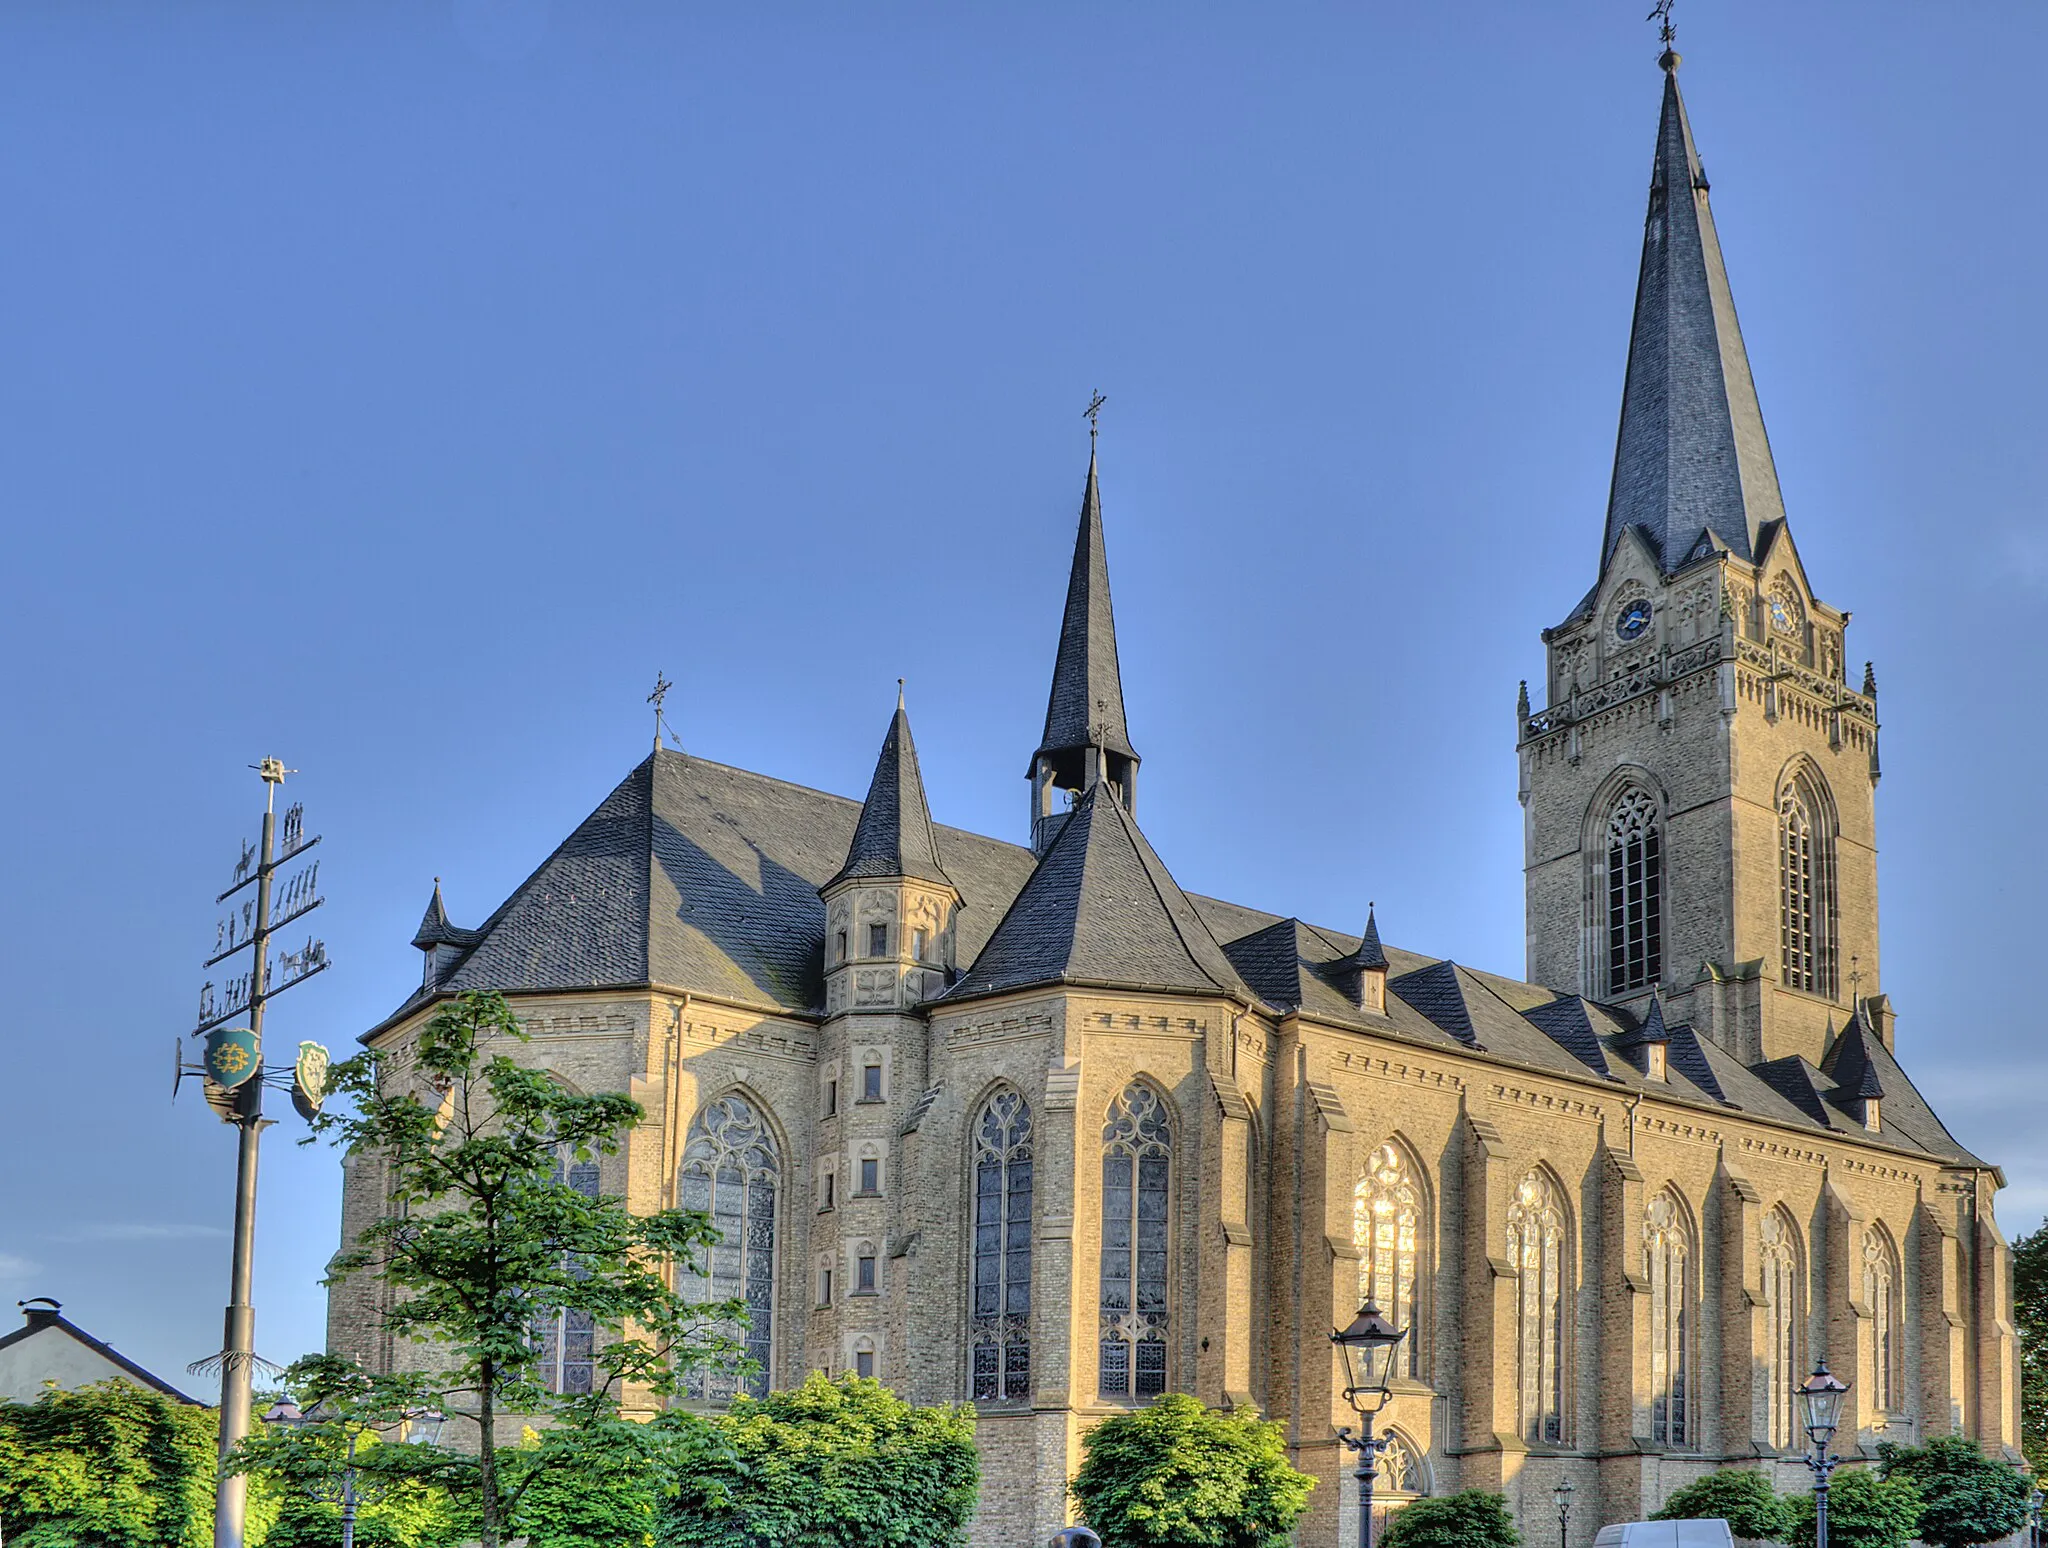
left=1507, top=1170, right=1567, bottom=1443
left=1864, top=1228, right=1902, bottom=1416
left=1779, top=768, right=1838, bottom=997
left=677, top=1093, right=779, bottom=1401
left=1099, top=1083, right=1170, bottom=1400
left=1605, top=786, right=1663, bottom=994
left=531, top=1147, right=600, bottom=1396
left=1761, top=1209, right=1801, bottom=1449
left=1645, top=1191, right=1692, bottom=1449
left=1353, top=1143, right=1422, bottom=1380
left=970, top=1089, right=1033, bottom=1402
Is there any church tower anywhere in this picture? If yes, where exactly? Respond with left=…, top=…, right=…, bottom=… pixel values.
left=1519, top=51, right=1882, bottom=1067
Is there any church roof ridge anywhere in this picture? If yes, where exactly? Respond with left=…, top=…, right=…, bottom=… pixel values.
left=1599, top=57, right=1786, bottom=577
left=826, top=694, right=954, bottom=893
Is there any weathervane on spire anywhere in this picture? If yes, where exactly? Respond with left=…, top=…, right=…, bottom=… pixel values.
left=648, top=671, right=676, bottom=752
left=1084, top=390, right=1107, bottom=449
left=1648, top=0, right=1678, bottom=67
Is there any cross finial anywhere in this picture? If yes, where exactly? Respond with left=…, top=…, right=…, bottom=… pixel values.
left=897, top=677, right=905, bottom=711
left=1084, top=390, right=1107, bottom=448
left=1848, top=955, right=1864, bottom=1006
left=1648, top=0, right=1678, bottom=66
left=647, top=671, right=674, bottom=752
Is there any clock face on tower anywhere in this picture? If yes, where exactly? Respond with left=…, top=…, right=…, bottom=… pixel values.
left=1768, top=592, right=1797, bottom=635
left=1614, top=598, right=1653, bottom=642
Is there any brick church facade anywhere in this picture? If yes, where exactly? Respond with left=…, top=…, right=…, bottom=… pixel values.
left=328, top=52, right=2021, bottom=1548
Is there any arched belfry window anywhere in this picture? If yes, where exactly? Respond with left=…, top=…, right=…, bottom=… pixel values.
left=1353, top=1143, right=1423, bottom=1379
left=1507, top=1170, right=1567, bottom=1443
left=1645, top=1191, right=1693, bottom=1449
left=1864, top=1227, right=1903, bottom=1416
left=1604, top=786, right=1663, bottom=994
left=677, top=1093, right=780, bottom=1401
left=1100, top=1083, right=1171, bottom=1399
left=1780, top=768, right=1839, bottom=997
left=532, top=1145, right=601, bottom=1395
left=1761, top=1209, right=1802, bottom=1450
left=970, top=1089, right=1033, bottom=1402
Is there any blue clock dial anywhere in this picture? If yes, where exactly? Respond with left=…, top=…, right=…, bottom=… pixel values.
left=1615, top=599, right=1653, bottom=641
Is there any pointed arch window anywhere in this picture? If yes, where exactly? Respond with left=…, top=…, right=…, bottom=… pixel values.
left=970, top=1089, right=1033, bottom=1402
left=1864, top=1228, right=1903, bottom=1415
left=1605, top=787, right=1663, bottom=994
left=1507, top=1170, right=1568, bottom=1443
left=1645, top=1191, right=1693, bottom=1449
left=678, top=1094, right=780, bottom=1401
left=531, top=1146, right=601, bottom=1396
left=1780, top=769, right=1838, bottom=997
left=1353, top=1143, right=1423, bottom=1379
left=1100, top=1083, right=1171, bottom=1400
left=1761, top=1210, right=1802, bottom=1450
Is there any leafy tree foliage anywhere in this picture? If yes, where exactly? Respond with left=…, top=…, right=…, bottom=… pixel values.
left=1876, top=1433, right=2030, bottom=1548
left=1067, top=1394, right=1314, bottom=1548
left=1785, top=1468, right=1921, bottom=1548
left=662, top=1374, right=977, bottom=1548
left=1651, top=1469, right=1793, bottom=1542
left=299, top=990, right=743, bottom=1548
left=0, top=1381, right=217, bottom=1548
left=2014, top=1223, right=2048, bottom=1474
left=1375, top=1489, right=1520, bottom=1548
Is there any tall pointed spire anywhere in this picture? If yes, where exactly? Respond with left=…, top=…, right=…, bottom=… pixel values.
left=1028, top=443, right=1141, bottom=850
left=829, top=691, right=953, bottom=890
left=1600, top=53, right=1785, bottom=576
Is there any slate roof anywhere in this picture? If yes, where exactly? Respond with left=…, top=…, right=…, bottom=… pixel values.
left=1600, top=57, right=1785, bottom=577
left=1032, top=450, right=1138, bottom=769
left=1822, top=1008, right=1887, bottom=1100
left=826, top=697, right=954, bottom=892
left=411, top=881, right=479, bottom=951
left=942, top=782, right=1253, bottom=1004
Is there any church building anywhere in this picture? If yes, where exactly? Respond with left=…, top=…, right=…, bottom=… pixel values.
left=328, top=51, right=2020, bottom=1548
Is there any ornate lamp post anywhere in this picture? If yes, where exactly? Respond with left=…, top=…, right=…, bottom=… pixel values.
left=1553, top=1478, right=1574, bottom=1548
left=1331, top=1301, right=1408, bottom=1548
left=1796, top=1360, right=1850, bottom=1548
left=260, top=1402, right=443, bottom=1548
left=2029, top=1487, right=2043, bottom=1548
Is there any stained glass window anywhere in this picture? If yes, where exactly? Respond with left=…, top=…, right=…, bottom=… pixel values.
left=970, top=1089, right=1033, bottom=1402
left=1606, top=787, right=1662, bottom=994
left=1353, top=1143, right=1422, bottom=1379
left=1507, top=1170, right=1567, bottom=1442
left=1762, top=1210, right=1801, bottom=1449
left=532, top=1147, right=600, bottom=1395
left=1646, top=1191, right=1692, bottom=1448
left=678, top=1094, right=779, bottom=1401
left=1100, top=1084, right=1171, bottom=1399
left=1780, top=771, right=1838, bottom=997
left=1865, top=1228, right=1902, bottom=1415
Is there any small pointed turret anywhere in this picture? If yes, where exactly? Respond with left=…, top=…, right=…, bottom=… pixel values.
left=1335, top=904, right=1390, bottom=1012
left=411, top=879, right=479, bottom=992
left=1600, top=52, right=1785, bottom=576
left=1029, top=447, right=1140, bottom=851
left=829, top=690, right=953, bottom=891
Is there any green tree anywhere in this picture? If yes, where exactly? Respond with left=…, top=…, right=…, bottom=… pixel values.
left=662, top=1374, right=977, bottom=1548
left=1786, top=1469, right=1921, bottom=1548
left=1375, top=1490, right=1520, bottom=1548
left=299, top=990, right=743, bottom=1548
left=1652, top=1469, right=1793, bottom=1542
left=0, top=1381, right=217, bottom=1548
left=1066, top=1393, right=1314, bottom=1548
left=2014, top=1223, right=2048, bottom=1474
left=1876, top=1433, right=2030, bottom=1548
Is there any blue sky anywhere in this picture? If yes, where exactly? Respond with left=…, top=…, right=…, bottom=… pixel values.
left=3, top=1, right=2043, bottom=1388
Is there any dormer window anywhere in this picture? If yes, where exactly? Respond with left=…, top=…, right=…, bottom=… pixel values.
left=1361, top=969, right=1386, bottom=1015
left=1646, top=1044, right=1668, bottom=1082
left=868, top=924, right=889, bottom=957
left=1864, top=1098, right=1881, bottom=1133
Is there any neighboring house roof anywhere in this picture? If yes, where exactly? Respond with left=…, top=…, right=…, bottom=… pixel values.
left=0, top=1301, right=200, bottom=1405
left=825, top=695, right=954, bottom=892
left=1599, top=58, right=1785, bottom=577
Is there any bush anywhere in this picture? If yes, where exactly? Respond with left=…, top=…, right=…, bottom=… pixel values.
left=0, top=1381, right=217, bottom=1548
left=1876, top=1433, right=2030, bottom=1548
left=1376, top=1489, right=1520, bottom=1548
left=1785, top=1468, right=1921, bottom=1548
left=1068, top=1394, right=1314, bottom=1548
left=662, top=1374, right=978, bottom=1548
left=1652, top=1470, right=1792, bottom=1542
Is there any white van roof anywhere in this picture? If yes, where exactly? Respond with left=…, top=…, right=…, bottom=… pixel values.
left=1592, top=1524, right=1734, bottom=1548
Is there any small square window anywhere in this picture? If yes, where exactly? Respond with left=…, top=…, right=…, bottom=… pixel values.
left=857, top=1254, right=877, bottom=1292
left=868, top=923, right=889, bottom=957
left=855, top=1349, right=875, bottom=1380
left=912, top=927, right=928, bottom=961
left=859, top=1158, right=879, bottom=1194
left=862, top=1063, right=883, bottom=1102
left=824, top=1078, right=838, bottom=1118
left=819, top=1266, right=833, bottom=1306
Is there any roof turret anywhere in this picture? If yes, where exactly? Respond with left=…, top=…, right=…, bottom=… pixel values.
left=411, top=880, right=477, bottom=951
left=827, top=689, right=954, bottom=892
left=1599, top=53, right=1785, bottom=576
left=1032, top=449, right=1138, bottom=773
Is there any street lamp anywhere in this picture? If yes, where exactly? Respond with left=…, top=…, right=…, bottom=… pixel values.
left=261, top=1401, right=442, bottom=1548
left=1332, top=1302, right=1408, bottom=1548
left=1553, top=1478, right=1574, bottom=1548
left=1796, top=1360, right=1851, bottom=1548
left=2029, top=1487, right=2042, bottom=1548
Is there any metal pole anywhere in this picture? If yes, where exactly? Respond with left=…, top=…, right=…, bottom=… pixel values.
left=1357, top=1441, right=1377, bottom=1548
left=1559, top=1498, right=1570, bottom=1548
left=339, top=1428, right=359, bottom=1548
left=213, top=784, right=276, bottom=1548
left=1813, top=1467, right=1829, bottom=1548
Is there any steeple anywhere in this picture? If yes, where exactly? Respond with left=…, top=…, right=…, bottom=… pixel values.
left=1028, top=447, right=1140, bottom=851
left=1600, top=52, right=1785, bottom=577
left=410, top=878, right=479, bottom=992
left=828, top=689, right=953, bottom=891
